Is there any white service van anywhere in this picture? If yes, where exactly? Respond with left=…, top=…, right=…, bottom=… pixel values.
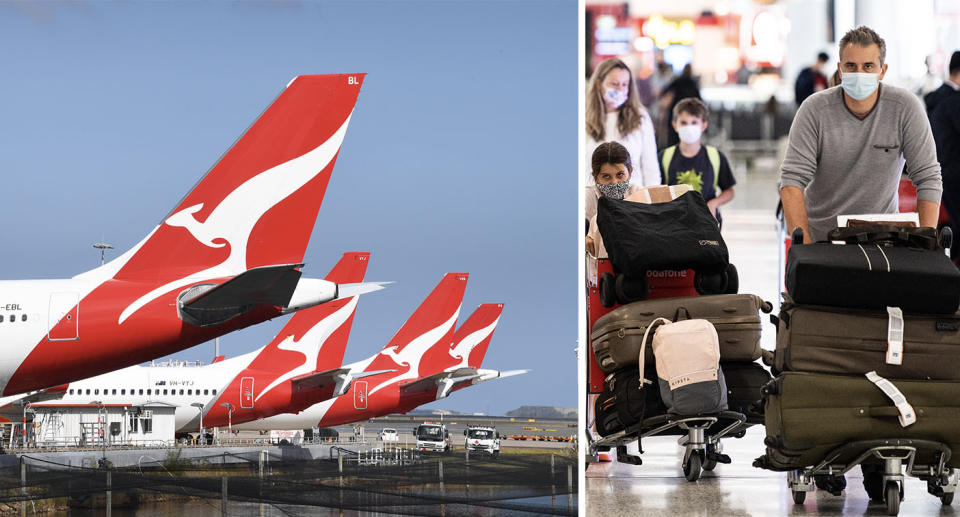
left=464, top=426, right=500, bottom=456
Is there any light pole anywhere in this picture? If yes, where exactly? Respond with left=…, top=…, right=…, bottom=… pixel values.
left=220, top=403, right=233, bottom=437
left=92, top=401, right=106, bottom=467
left=21, top=403, right=34, bottom=449
left=92, top=242, right=113, bottom=266
left=191, top=403, right=205, bottom=445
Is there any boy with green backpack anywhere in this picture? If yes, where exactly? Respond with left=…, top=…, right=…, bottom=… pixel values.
left=658, top=98, right=736, bottom=227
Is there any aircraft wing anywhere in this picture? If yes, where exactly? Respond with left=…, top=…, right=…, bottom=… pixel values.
left=290, top=368, right=395, bottom=398
left=0, top=384, right=70, bottom=420
left=400, top=367, right=528, bottom=400
left=179, top=264, right=305, bottom=326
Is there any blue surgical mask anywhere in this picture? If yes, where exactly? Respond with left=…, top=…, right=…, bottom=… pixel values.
left=841, top=72, right=879, bottom=101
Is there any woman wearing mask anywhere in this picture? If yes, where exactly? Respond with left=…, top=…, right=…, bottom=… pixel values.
left=585, top=58, right=660, bottom=187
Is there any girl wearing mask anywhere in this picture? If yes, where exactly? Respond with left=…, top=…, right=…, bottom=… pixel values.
left=585, top=142, right=635, bottom=274
left=585, top=58, right=660, bottom=187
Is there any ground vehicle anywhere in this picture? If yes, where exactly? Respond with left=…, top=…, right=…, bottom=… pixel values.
left=414, top=423, right=451, bottom=452
left=464, top=426, right=500, bottom=456
left=380, top=428, right=399, bottom=443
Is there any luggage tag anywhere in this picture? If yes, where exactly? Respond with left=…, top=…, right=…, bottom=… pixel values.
left=865, top=371, right=916, bottom=427
left=886, top=307, right=904, bottom=365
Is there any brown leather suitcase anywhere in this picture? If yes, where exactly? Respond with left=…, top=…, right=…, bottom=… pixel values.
left=591, top=294, right=772, bottom=373
left=775, top=295, right=960, bottom=380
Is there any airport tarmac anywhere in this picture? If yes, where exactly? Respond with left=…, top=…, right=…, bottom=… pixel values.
left=333, top=415, right=578, bottom=449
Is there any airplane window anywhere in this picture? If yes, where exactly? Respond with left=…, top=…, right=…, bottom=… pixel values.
left=163, top=389, right=168, bottom=395
left=147, top=389, right=152, bottom=395
left=179, top=389, right=184, bottom=395
left=204, top=389, right=209, bottom=395
left=0, top=315, right=4, bottom=322
left=188, top=389, right=193, bottom=395
left=21, top=314, right=26, bottom=322
left=121, top=389, right=125, bottom=395
left=138, top=389, right=143, bottom=395
left=94, top=389, right=99, bottom=395
left=85, top=389, right=90, bottom=395
left=8, top=315, right=13, bottom=323
left=213, top=389, right=217, bottom=395
left=112, top=389, right=116, bottom=395
left=69, top=389, right=74, bottom=395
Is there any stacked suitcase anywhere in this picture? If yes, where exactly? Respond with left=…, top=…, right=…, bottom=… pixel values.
left=755, top=226, right=960, bottom=511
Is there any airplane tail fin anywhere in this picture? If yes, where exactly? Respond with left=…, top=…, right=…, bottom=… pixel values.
left=380, top=273, right=468, bottom=355
left=451, top=303, right=504, bottom=369
left=104, top=74, right=365, bottom=282
left=242, top=252, right=369, bottom=381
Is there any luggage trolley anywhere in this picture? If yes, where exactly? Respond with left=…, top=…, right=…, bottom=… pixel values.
left=588, top=410, right=749, bottom=482
left=784, top=439, right=957, bottom=516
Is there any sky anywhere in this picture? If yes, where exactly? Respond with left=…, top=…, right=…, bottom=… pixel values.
left=0, top=1, right=577, bottom=415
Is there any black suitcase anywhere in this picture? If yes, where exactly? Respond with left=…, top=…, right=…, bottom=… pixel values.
left=722, top=361, right=771, bottom=424
left=785, top=241, right=960, bottom=314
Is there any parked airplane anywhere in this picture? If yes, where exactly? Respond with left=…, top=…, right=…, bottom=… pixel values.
left=0, top=74, right=380, bottom=397
left=12, top=271, right=524, bottom=436
left=0, top=251, right=372, bottom=427
left=232, top=300, right=527, bottom=431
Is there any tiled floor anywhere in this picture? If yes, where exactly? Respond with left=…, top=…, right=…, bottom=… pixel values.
left=585, top=163, right=958, bottom=516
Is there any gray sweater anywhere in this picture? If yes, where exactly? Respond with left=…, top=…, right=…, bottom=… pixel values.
left=780, top=83, right=942, bottom=242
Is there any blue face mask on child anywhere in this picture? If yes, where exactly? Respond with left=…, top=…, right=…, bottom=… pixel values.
left=596, top=180, right=631, bottom=200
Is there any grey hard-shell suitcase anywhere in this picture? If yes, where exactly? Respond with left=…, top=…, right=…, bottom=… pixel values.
left=591, top=294, right=772, bottom=373
left=774, top=294, right=960, bottom=380
left=756, top=372, right=960, bottom=470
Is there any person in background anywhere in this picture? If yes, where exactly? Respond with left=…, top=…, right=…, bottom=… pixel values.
left=925, top=51, right=960, bottom=117
left=930, top=53, right=960, bottom=255
left=915, top=54, right=944, bottom=100
left=585, top=58, right=661, bottom=187
left=795, top=52, right=830, bottom=107
left=658, top=98, right=735, bottom=228
left=659, top=64, right=701, bottom=147
left=780, top=26, right=941, bottom=245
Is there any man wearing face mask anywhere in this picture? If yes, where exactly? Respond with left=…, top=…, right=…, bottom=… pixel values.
left=658, top=98, right=735, bottom=228
left=780, top=26, right=942, bottom=243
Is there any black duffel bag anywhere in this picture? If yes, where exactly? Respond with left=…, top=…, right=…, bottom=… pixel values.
left=597, top=191, right=729, bottom=278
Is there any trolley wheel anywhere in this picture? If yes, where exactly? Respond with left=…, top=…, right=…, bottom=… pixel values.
left=940, top=225, right=953, bottom=250
left=702, top=456, right=718, bottom=471
left=683, top=452, right=702, bottom=482
left=723, top=263, right=739, bottom=294
left=694, top=270, right=728, bottom=295
left=598, top=273, right=617, bottom=308
left=614, top=273, right=648, bottom=304
left=792, top=490, right=806, bottom=505
left=942, top=492, right=954, bottom=506
left=885, top=481, right=901, bottom=516
left=792, top=227, right=804, bottom=246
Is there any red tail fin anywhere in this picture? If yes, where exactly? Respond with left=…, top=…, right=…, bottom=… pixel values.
left=113, top=74, right=365, bottom=281
left=364, top=273, right=468, bottom=385
left=241, top=252, right=369, bottom=380
left=453, top=303, right=504, bottom=369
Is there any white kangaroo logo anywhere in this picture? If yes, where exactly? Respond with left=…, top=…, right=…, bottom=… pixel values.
left=445, top=317, right=499, bottom=371
left=367, top=307, right=460, bottom=396
left=255, top=296, right=358, bottom=402
left=118, top=112, right=354, bottom=324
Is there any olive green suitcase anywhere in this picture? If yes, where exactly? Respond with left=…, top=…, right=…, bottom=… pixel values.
left=758, top=372, right=960, bottom=470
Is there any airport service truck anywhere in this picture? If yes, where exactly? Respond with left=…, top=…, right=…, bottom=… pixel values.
left=464, top=426, right=500, bottom=456
left=413, top=423, right=451, bottom=452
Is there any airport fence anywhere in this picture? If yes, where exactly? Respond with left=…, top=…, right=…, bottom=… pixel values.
left=0, top=449, right=577, bottom=515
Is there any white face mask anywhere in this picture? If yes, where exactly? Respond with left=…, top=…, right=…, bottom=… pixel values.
left=841, top=72, right=880, bottom=101
left=604, top=87, right=628, bottom=109
left=677, top=125, right=702, bottom=144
